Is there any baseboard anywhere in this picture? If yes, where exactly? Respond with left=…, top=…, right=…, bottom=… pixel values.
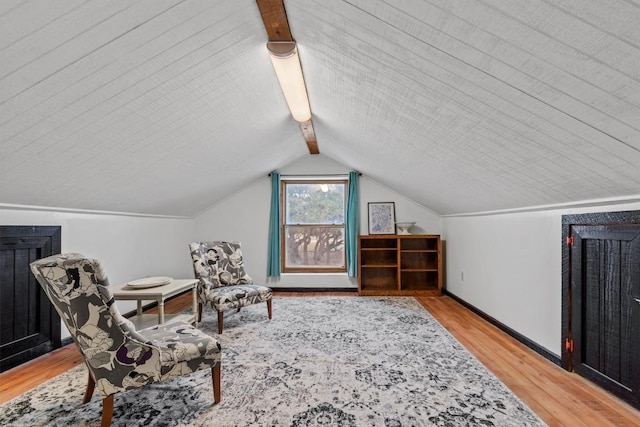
left=61, top=336, right=74, bottom=347
left=443, top=290, right=562, bottom=367
left=271, top=287, right=358, bottom=293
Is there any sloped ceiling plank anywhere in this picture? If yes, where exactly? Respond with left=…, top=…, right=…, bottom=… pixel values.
left=0, top=0, right=85, bottom=50
left=293, top=1, right=640, bottom=171
left=429, top=0, right=640, bottom=104
left=551, top=0, right=640, bottom=47
left=0, top=0, right=227, bottom=126
left=437, top=0, right=640, bottom=134
left=296, top=1, right=639, bottom=185
left=0, top=1, right=32, bottom=17
left=0, top=2, right=254, bottom=161
left=354, top=0, right=640, bottom=150
left=483, top=0, right=640, bottom=75
left=0, top=0, right=308, bottom=215
left=287, top=0, right=640, bottom=214
left=0, top=0, right=180, bottom=101
left=0, top=43, right=275, bottom=213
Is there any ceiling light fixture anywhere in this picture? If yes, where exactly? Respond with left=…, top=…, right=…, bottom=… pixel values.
left=267, top=41, right=312, bottom=123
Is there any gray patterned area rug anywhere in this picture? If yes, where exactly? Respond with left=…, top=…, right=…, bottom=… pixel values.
left=0, top=297, right=546, bottom=426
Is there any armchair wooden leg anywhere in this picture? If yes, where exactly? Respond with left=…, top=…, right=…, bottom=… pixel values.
left=198, top=303, right=203, bottom=323
left=267, top=299, right=273, bottom=319
left=217, top=311, right=224, bottom=334
left=101, top=395, right=114, bottom=427
left=212, top=364, right=221, bottom=404
left=83, top=372, right=95, bottom=404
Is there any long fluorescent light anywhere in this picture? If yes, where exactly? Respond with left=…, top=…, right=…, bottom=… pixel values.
left=267, top=41, right=312, bottom=122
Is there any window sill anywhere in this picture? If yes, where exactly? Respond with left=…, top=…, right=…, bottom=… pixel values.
left=281, top=272, right=347, bottom=276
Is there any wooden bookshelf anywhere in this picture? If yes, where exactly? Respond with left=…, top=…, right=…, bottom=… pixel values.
left=358, top=234, right=442, bottom=296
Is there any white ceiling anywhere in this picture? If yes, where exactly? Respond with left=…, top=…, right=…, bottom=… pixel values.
left=1, top=0, right=639, bottom=217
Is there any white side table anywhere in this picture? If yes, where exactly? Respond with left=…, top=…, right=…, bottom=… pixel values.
left=112, top=279, right=198, bottom=329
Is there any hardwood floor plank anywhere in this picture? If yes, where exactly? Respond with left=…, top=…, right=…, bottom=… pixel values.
left=416, top=296, right=640, bottom=426
left=0, top=344, right=82, bottom=402
left=1, top=292, right=639, bottom=427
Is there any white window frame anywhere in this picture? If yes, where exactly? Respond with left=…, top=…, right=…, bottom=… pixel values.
left=280, top=177, right=347, bottom=273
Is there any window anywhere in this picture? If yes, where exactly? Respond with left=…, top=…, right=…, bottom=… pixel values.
left=281, top=179, right=347, bottom=273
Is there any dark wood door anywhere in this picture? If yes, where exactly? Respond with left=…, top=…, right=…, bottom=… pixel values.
left=0, top=226, right=61, bottom=372
left=570, top=224, right=640, bottom=408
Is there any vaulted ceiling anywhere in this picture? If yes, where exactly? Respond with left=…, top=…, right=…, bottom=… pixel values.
left=1, top=0, right=639, bottom=217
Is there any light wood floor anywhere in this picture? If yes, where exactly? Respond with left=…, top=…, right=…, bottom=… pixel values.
left=2, top=292, right=639, bottom=426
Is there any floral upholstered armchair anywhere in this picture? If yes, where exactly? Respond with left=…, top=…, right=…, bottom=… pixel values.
left=189, top=241, right=273, bottom=334
left=30, top=253, right=222, bottom=427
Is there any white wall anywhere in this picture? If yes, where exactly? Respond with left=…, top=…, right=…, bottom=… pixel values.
left=0, top=207, right=194, bottom=339
left=5, top=163, right=638, bottom=359
left=443, top=201, right=640, bottom=357
left=192, top=154, right=442, bottom=288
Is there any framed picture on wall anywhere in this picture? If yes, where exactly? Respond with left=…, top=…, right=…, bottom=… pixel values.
left=368, top=202, right=396, bottom=234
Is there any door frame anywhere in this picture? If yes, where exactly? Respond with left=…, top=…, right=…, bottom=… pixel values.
left=561, top=210, right=640, bottom=371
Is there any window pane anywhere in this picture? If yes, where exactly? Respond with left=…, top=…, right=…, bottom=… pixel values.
left=284, top=225, right=345, bottom=268
left=285, top=183, right=345, bottom=224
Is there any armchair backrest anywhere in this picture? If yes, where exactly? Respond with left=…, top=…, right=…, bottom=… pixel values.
left=30, top=253, right=148, bottom=377
left=189, top=241, right=253, bottom=289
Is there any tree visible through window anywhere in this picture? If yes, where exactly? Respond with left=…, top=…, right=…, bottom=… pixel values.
left=282, top=179, right=346, bottom=272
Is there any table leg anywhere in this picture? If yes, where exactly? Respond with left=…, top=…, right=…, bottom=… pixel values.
left=137, top=300, right=142, bottom=316
left=158, top=299, right=165, bottom=324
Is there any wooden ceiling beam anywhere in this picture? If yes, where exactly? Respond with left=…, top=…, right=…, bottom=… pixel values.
left=256, top=0, right=319, bottom=155
left=300, top=119, right=319, bottom=154
left=256, top=0, right=292, bottom=41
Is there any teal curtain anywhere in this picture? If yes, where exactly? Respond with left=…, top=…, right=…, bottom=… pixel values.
left=267, top=171, right=281, bottom=277
left=345, top=171, right=360, bottom=277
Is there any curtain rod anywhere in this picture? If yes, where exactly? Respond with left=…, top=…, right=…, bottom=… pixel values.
left=268, top=172, right=361, bottom=177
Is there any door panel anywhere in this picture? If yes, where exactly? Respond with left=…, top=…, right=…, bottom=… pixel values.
left=571, top=225, right=640, bottom=408
left=0, top=226, right=61, bottom=372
